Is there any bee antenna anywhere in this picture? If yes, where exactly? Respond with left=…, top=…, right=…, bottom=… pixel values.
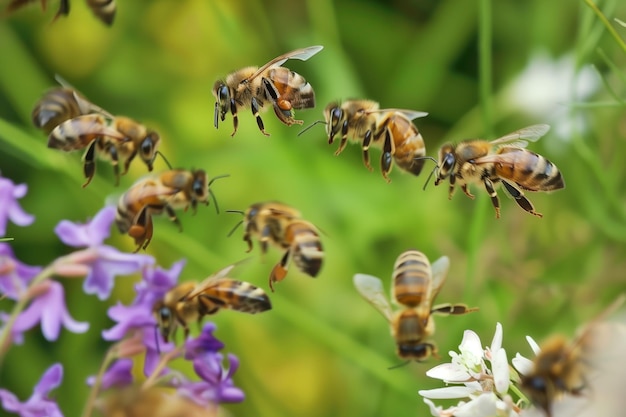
left=387, top=360, right=411, bottom=370
left=414, top=156, right=439, bottom=191
left=297, top=120, right=327, bottom=137
left=207, top=174, right=230, bottom=214
left=225, top=210, right=245, bottom=237
left=156, top=151, right=173, bottom=170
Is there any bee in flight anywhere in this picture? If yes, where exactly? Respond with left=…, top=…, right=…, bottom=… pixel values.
left=33, top=76, right=160, bottom=187
left=228, top=201, right=323, bottom=291
left=213, top=45, right=323, bottom=137
left=153, top=262, right=272, bottom=343
left=434, top=124, right=565, bottom=218
left=5, top=0, right=116, bottom=25
left=353, top=250, right=477, bottom=364
left=115, top=169, right=228, bottom=252
left=519, top=295, right=625, bottom=417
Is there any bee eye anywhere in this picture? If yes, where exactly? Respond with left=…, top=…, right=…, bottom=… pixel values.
left=192, top=179, right=205, bottom=197
left=218, top=85, right=229, bottom=102
left=331, top=108, right=342, bottom=128
left=141, top=137, right=154, bottom=157
left=248, top=208, right=258, bottom=219
left=441, top=153, right=455, bottom=173
left=526, top=377, right=547, bottom=393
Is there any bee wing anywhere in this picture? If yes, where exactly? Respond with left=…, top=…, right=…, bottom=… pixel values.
left=353, top=273, right=393, bottom=322
left=54, top=74, right=115, bottom=118
left=185, top=263, right=238, bottom=300
left=489, top=124, right=550, bottom=148
left=372, top=109, right=429, bottom=120
left=429, top=256, right=451, bottom=303
left=247, top=45, right=324, bottom=82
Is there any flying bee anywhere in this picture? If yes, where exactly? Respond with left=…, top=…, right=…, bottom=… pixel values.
left=434, top=124, right=565, bottom=218
left=115, top=169, right=227, bottom=252
left=322, top=100, right=428, bottom=182
left=48, top=113, right=160, bottom=187
left=353, top=250, right=477, bottom=363
left=519, top=295, right=626, bottom=417
left=213, top=45, right=323, bottom=137
left=153, top=263, right=272, bottom=343
left=5, top=0, right=115, bottom=25
left=229, top=201, right=323, bottom=291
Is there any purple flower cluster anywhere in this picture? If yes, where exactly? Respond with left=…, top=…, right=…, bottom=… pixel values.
left=0, top=173, right=245, bottom=417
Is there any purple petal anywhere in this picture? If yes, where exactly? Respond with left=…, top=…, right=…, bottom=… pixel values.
left=87, top=359, right=134, bottom=390
left=0, top=178, right=34, bottom=236
left=54, top=206, right=116, bottom=247
left=86, top=205, right=116, bottom=244
left=0, top=389, right=20, bottom=412
left=34, top=364, right=63, bottom=396
left=102, top=303, right=155, bottom=341
left=185, top=323, right=224, bottom=360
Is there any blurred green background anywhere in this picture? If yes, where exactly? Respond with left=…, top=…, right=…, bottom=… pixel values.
left=1, top=0, right=626, bottom=416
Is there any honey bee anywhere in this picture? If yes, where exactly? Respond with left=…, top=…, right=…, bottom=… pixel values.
left=323, top=100, right=428, bottom=182
left=115, top=169, right=226, bottom=252
left=34, top=77, right=160, bottom=187
left=434, top=124, right=565, bottom=218
left=520, top=295, right=626, bottom=417
left=5, top=0, right=115, bottom=25
left=230, top=201, right=323, bottom=291
left=353, top=250, right=477, bottom=363
left=153, top=263, right=272, bottom=343
left=213, top=45, right=323, bottom=137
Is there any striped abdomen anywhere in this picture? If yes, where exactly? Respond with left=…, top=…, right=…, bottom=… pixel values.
left=115, top=178, right=165, bottom=233
left=494, top=147, right=564, bottom=192
left=32, top=87, right=83, bottom=134
left=87, top=0, right=116, bottom=26
left=195, top=278, right=272, bottom=314
left=387, top=113, right=426, bottom=176
left=286, top=221, right=323, bottom=277
left=392, top=309, right=435, bottom=361
left=392, top=250, right=432, bottom=308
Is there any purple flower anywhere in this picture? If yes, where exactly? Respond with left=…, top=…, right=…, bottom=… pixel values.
left=0, top=243, right=42, bottom=300
left=87, top=358, right=134, bottom=390
left=0, top=363, right=64, bottom=417
left=0, top=176, right=35, bottom=236
left=184, top=323, right=225, bottom=359
left=175, top=353, right=245, bottom=405
left=102, top=261, right=185, bottom=375
left=54, top=206, right=154, bottom=300
left=5, top=280, right=88, bottom=343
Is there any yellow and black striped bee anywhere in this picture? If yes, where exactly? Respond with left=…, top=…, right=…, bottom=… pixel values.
left=5, top=0, right=115, bottom=25
left=154, top=263, right=272, bottom=343
left=213, top=45, right=323, bottom=136
left=354, top=250, right=477, bottom=363
left=434, top=124, right=565, bottom=218
left=33, top=78, right=160, bottom=187
left=115, top=169, right=226, bottom=252
left=230, top=201, right=323, bottom=291
left=324, top=99, right=428, bottom=182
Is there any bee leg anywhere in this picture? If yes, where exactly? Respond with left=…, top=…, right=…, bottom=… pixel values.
left=461, top=184, right=475, bottom=199
left=130, top=206, right=153, bottom=252
left=269, top=249, right=291, bottom=292
left=105, top=144, right=121, bottom=186
left=333, top=120, right=351, bottom=155
left=447, top=175, right=457, bottom=199
left=250, top=97, right=269, bottom=136
left=259, top=225, right=272, bottom=254
left=482, top=177, right=501, bottom=219
left=81, top=139, right=98, bottom=188
left=431, top=303, right=479, bottom=316
left=230, top=98, right=239, bottom=136
left=361, top=130, right=374, bottom=171
left=121, top=149, right=137, bottom=176
left=52, top=0, right=69, bottom=21
left=501, top=180, right=543, bottom=218
left=214, top=102, right=220, bottom=129
left=243, top=232, right=254, bottom=253
left=380, top=129, right=394, bottom=183
left=164, top=204, right=183, bottom=232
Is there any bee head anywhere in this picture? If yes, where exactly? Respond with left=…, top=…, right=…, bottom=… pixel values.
left=398, top=341, right=437, bottom=362
left=140, top=130, right=160, bottom=171
left=435, top=144, right=456, bottom=184
left=213, top=81, right=230, bottom=128
left=323, top=102, right=344, bottom=142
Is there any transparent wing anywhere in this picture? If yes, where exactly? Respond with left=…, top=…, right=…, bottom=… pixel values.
left=54, top=74, right=115, bottom=118
left=353, top=273, right=393, bottom=322
left=489, top=124, right=550, bottom=148
left=185, top=264, right=237, bottom=300
left=370, top=109, right=429, bottom=120
left=429, top=256, right=451, bottom=303
left=248, top=45, right=324, bottom=81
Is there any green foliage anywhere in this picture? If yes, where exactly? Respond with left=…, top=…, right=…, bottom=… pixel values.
left=1, top=0, right=626, bottom=416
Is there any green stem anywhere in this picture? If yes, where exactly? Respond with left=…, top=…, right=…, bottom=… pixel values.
left=583, top=0, right=626, bottom=54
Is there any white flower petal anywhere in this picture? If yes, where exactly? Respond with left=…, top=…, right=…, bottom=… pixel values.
left=490, top=322, right=503, bottom=353
left=419, top=386, right=476, bottom=399
left=525, top=335, right=541, bottom=355
left=460, top=330, right=483, bottom=359
left=453, top=393, right=498, bottom=417
left=426, top=363, right=472, bottom=383
left=492, top=348, right=510, bottom=395
left=423, top=398, right=445, bottom=417
left=512, top=353, right=534, bottom=376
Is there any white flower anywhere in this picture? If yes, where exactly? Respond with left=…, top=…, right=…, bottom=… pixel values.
left=420, top=323, right=518, bottom=417
left=512, top=335, right=540, bottom=376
